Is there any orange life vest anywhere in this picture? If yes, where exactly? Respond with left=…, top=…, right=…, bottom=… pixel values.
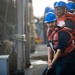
left=47, top=12, right=75, bottom=42
left=49, top=28, right=75, bottom=56
left=57, top=12, right=75, bottom=42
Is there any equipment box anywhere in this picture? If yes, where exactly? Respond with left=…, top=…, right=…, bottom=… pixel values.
left=0, top=55, right=9, bottom=75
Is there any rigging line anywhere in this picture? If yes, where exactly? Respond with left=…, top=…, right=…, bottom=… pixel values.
left=3, top=0, right=9, bottom=39
left=0, top=15, right=15, bottom=28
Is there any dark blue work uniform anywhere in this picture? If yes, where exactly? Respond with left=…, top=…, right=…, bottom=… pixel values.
left=42, top=19, right=75, bottom=75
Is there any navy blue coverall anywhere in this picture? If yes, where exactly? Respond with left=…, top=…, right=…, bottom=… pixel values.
left=42, top=19, right=75, bottom=75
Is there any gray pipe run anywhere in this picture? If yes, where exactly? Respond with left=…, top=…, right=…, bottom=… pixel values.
left=16, top=0, right=26, bottom=71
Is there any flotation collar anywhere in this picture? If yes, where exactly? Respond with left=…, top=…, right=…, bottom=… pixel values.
left=49, top=28, right=75, bottom=56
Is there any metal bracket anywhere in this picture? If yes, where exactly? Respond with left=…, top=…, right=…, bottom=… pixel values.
left=14, top=34, right=26, bottom=42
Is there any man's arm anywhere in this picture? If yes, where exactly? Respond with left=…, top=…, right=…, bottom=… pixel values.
left=48, top=47, right=54, bottom=69
left=48, top=49, right=62, bottom=69
left=48, top=47, right=54, bottom=62
left=52, top=49, right=62, bottom=64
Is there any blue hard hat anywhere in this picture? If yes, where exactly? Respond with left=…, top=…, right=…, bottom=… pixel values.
left=49, top=8, right=54, bottom=12
left=67, top=1, right=75, bottom=11
left=44, top=12, right=57, bottom=23
left=55, top=1, right=67, bottom=8
left=44, top=6, right=54, bottom=14
left=44, top=6, right=51, bottom=14
left=54, top=1, right=58, bottom=8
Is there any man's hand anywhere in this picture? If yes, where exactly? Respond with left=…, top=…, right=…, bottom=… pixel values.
left=48, top=62, right=54, bottom=69
left=48, top=60, right=53, bottom=69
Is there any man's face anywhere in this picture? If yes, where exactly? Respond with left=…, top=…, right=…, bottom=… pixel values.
left=55, top=7, right=66, bottom=18
left=46, top=21, right=57, bottom=31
